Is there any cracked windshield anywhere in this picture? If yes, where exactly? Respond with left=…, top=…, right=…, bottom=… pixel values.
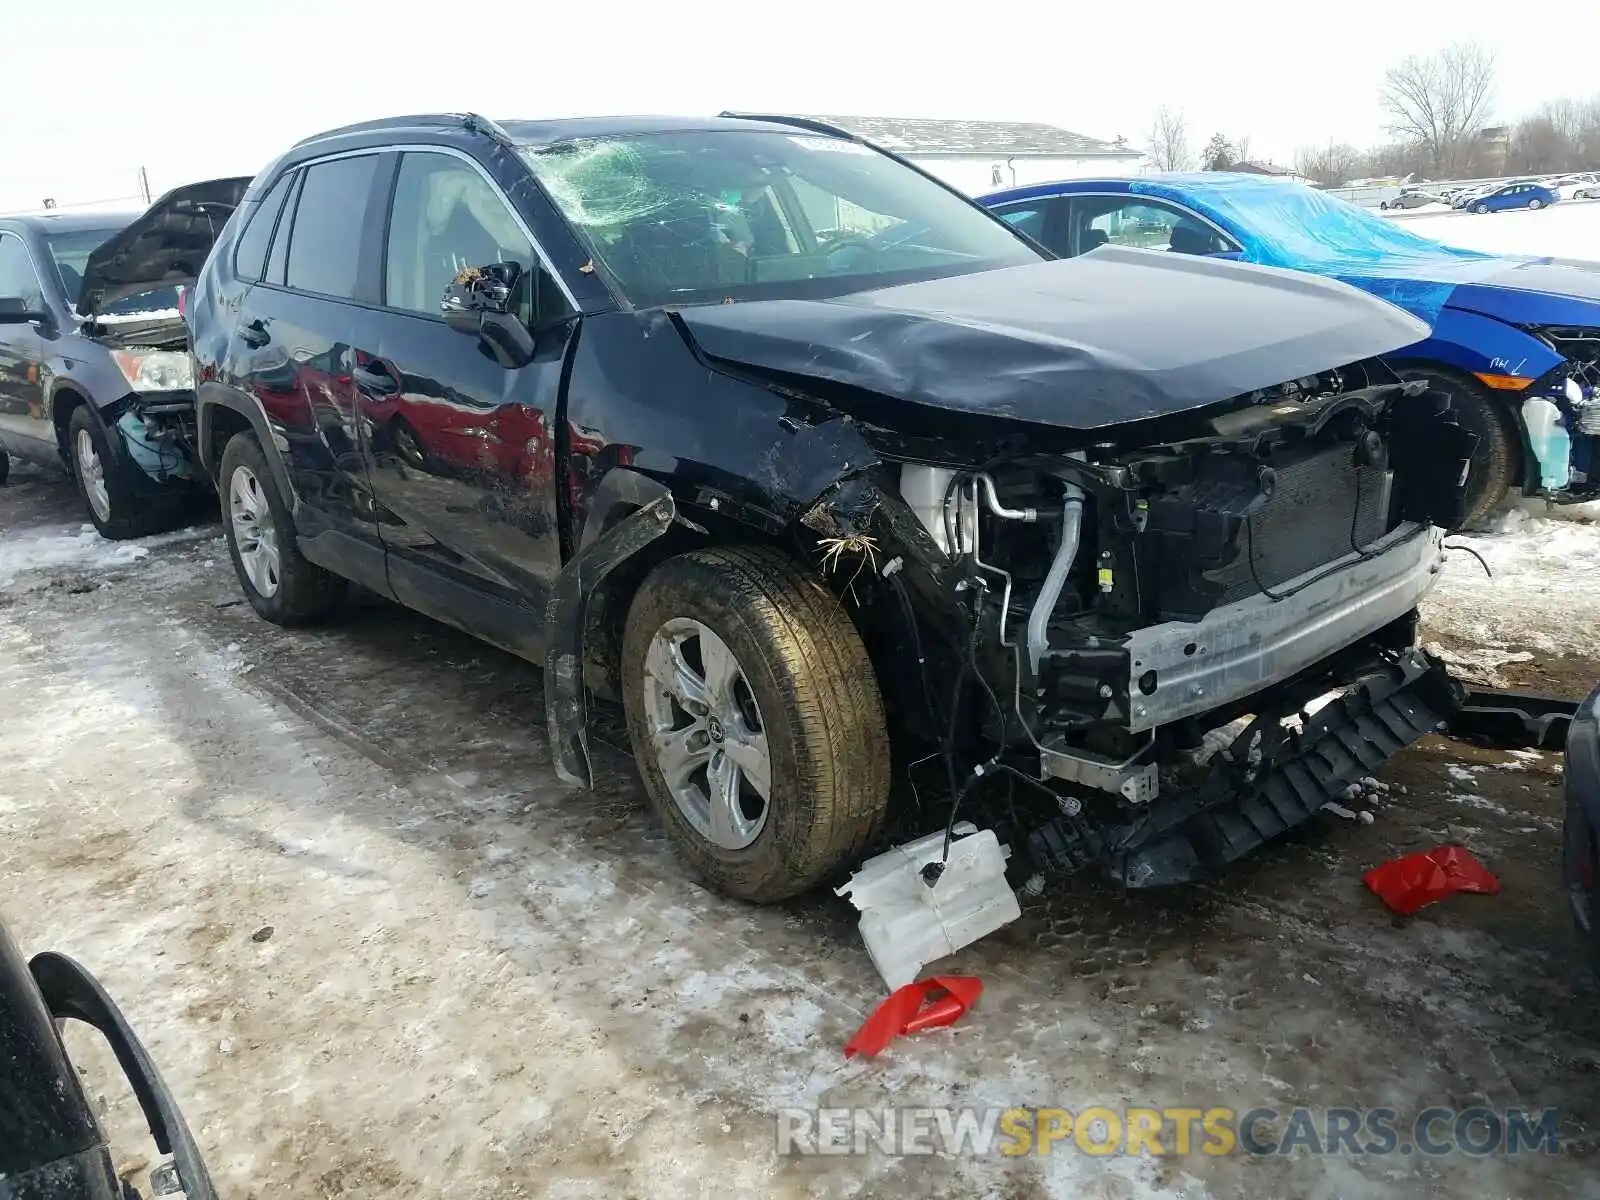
left=524, top=130, right=1038, bottom=304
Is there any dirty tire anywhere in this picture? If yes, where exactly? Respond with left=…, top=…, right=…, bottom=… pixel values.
left=1529, top=198, right=1544, bottom=210
left=67, top=404, right=175, bottom=540
left=1474, top=202, right=1490, bottom=214
left=621, top=545, right=890, bottom=903
left=219, top=430, right=348, bottom=625
left=1397, top=366, right=1518, bottom=527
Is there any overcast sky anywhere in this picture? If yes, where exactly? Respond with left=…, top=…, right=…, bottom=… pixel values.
left=3, top=0, right=1588, bottom=212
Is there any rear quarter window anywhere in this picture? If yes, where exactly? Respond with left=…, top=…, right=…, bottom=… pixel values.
left=232, top=173, right=294, bottom=283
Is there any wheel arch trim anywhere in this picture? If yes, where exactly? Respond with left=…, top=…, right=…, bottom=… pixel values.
left=546, top=468, right=681, bottom=788
left=196, top=381, right=299, bottom=513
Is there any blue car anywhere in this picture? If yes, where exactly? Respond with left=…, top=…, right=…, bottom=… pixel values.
left=1457, top=181, right=1560, bottom=213
left=978, top=173, right=1600, bottom=521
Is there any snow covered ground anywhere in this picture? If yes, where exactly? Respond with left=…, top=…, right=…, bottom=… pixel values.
left=1423, top=499, right=1600, bottom=685
left=2, top=454, right=1598, bottom=1200
left=1393, top=196, right=1600, bottom=259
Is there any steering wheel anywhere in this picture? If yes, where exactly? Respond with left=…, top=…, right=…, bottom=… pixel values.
left=821, top=236, right=879, bottom=270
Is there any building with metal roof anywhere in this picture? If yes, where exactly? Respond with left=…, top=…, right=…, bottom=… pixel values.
left=803, top=115, right=1145, bottom=195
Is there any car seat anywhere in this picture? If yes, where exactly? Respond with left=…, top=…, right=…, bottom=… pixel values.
left=1080, top=228, right=1109, bottom=253
left=611, top=197, right=748, bottom=296
left=1167, top=223, right=1213, bottom=255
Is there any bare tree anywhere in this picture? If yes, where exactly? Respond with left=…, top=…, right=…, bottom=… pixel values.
left=1235, top=135, right=1252, bottom=167
left=1511, top=113, right=1569, bottom=174
left=1379, top=42, right=1497, bottom=175
left=1294, top=142, right=1362, bottom=187
left=1147, top=107, right=1193, bottom=172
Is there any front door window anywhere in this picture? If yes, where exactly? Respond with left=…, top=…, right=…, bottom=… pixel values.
left=1072, top=197, right=1238, bottom=257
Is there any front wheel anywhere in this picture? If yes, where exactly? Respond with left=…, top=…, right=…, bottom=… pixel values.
left=218, top=431, right=348, bottom=625
left=1474, top=202, right=1490, bottom=214
left=67, top=405, right=172, bottom=540
left=621, top=545, right=890, bottom=903
left=1529, top=198, right=1544, bottom=210
left=1396, top=366, right=1519, bottom=525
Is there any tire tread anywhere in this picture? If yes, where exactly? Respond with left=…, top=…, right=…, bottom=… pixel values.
left=622, top=544, right=890, bottom=902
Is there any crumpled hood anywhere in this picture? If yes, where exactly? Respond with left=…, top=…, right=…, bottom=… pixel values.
left=676, top=247, right=1430, bottom=430
left=77, top=177, right=251, bottom=318
left=1440, top=257, right=1600, bottom=329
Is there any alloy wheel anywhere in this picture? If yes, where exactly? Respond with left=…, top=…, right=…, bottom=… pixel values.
left=641, top=617, right=771, bottom=850
left=228, top=465, right=281, bottom=598
left=74, top=428, right=111, bottom=523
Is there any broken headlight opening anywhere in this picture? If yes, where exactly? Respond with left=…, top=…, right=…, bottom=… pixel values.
left=852, top=365, right=1477, bottom=890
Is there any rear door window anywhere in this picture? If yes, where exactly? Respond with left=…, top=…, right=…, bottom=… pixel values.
left=283, top=155, right=380, bottom=299
left=1070, top=196, right=1238, bottom=257
left=986, top=197, right=1069, bottom=255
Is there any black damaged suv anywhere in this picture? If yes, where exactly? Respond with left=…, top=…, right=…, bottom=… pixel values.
left=188, top=112, right=1476, bottom=902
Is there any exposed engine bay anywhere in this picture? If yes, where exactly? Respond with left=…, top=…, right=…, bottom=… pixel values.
left=1532, top=326, right=1600, bottom=496
left=807, top=358, right=1478, bottom=890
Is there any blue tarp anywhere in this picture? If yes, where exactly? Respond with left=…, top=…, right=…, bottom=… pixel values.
left=1127, top=174, right=1536, bottom=321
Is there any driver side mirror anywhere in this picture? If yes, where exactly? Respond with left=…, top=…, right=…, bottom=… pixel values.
left=439, top=262, right=536, bottom=369
left=0, top=297, right=49, bottom=326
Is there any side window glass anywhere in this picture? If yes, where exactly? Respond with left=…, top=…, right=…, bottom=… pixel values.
left=263, top=172, right=299, bottom=285
left=988, top=198, right=1070, bottom=256
left=1082, top=199, right=1235, bottom=256
left=0, top=234, right=45, bottom=309
left=992, top=204, right=1046, bottom=242
left=232, top=173, right=294, bottom=283
left=284, top=155, right=379, bottom=299
left=384, top=152, right=538, bottom=316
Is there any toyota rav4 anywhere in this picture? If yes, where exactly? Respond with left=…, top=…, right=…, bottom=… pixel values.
left=184, top=112, right=1477, bottom=902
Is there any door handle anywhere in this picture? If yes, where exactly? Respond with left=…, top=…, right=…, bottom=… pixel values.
left=239, top=319, right=269, bottom=349
left=352, top=362, right=400, bottom=397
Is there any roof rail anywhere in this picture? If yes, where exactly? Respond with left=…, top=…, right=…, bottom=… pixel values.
left=716, top=111, right=864, bottom=143
left=292, top=112, right=515, bottom=149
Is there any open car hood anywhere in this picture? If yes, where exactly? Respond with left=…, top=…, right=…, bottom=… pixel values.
left=76, top=177, right=252, bottom=318
left=676, top=247, right=1430, bottom=430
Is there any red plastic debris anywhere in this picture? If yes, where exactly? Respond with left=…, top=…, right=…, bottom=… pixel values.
left=844, top=976, right=982, bottom=1058
left=1362, top=845, right=1501, bottom=916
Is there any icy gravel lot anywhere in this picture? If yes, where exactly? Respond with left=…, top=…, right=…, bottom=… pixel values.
left=5, top=189, right=1600, bottom=1200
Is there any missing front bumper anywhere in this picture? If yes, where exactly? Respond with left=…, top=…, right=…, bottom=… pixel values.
left=1121, top=524, right=1443, bottom=734
left=1028, top=649, right=1462, bottom=888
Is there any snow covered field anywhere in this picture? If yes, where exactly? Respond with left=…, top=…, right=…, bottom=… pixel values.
left=1394, top=196, right=1600, bottom=259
